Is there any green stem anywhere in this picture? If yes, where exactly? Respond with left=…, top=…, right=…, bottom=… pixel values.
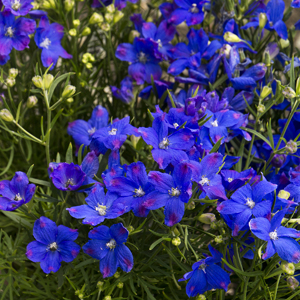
left=44, top=90, right=51, bottom=166
left=13, top=121, right=45, bottom=145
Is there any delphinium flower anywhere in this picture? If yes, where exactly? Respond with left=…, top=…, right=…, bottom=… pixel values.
left=111, top=77, right=134, bottom=104
left=115, top=37, right=162, bottom=85
left=83, top=223, right=133, bottom=278
left=90, top=116, right=140, bottom=156
left=218, top=178, right=277, bottom=236
left=2, top=0, right=33, bottom=16
left=34, top=16, right=72, bottom=70
left=0, top=171, right=36, bottom=211
left=26, top=217, right=80, bottom=273
left=221, top=168, right=255, bottom=192
left=91, top=0, right=137, bottom=10
left=67, top=185, right=128, bottom=226
left=138, top=115, right=194, bottom=169
left=0, top=10, right=35, bottom=59
left=102, top=150, right=124, bottom=183
left=250, top=210, right=300, bottom=262
left=178, top=245, right=230, bottom=297
left=291, top=0, right=300, bottom=8
left=143, top=162, right=192, bottom=226
left=68, top=105, right=109, bottom=150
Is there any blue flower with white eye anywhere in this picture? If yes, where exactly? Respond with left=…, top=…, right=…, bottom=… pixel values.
left=83, top=223, right=133, bottom=278
left=111, top=77, right=134, bottom=104
left=2, top=0, right=32, bottom=16
left=26, top=217, right=80, bottom=274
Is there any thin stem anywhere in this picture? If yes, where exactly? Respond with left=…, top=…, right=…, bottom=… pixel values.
left=13, top=121, right=45, bottom=145
left=44, top=90, right=52, bottom=166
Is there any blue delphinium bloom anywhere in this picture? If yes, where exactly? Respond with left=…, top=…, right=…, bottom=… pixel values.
left=291, top=0, right=300, bottom=8
left=26, top=217, right=80, bottom=274
left=83, top=223, right=133, bottom=278
left=221, top=168, right=255, bottom=191
left=0, top=10, right=35, bottom=57
left=34, top=16, right=72, bottom=70
left=2, top=0, right=32, bottom=16
left=218, top=178, right=277, bottom=236
left=90, top=116, right=140, bottom=156
left=68, top=105, right=109, bottom=151
left=143, top=162, right=192, bottom=226
left=111, top=77, right=134, bottom=104
left=91, top=0, right=137, bottom=10
left=179, top=245, right=230, bottom=297
left=67, top=185, right=127, bottom=226
left=250, top=210, right=300, bottom=263
left=116, top=37, right=162, bottom=85
left=0, top=171, right=36, bottom=211
left=106, top=161, right=153, bottom=217
left=138, top=115, right=194, bottom=169
left=102, top=150, right=124, bottom=183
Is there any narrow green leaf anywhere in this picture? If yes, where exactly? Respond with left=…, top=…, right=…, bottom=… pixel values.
left=209, top=137, right=223, bottom=153
left=65, top=143, right=73, bottom=163
left=48, top=72, right=74, bottom=103
left=222, top=259, right=264, bottom=277
left=15, top=102, right=22, bottom=123
left=267, top=119, right=274, bottom=149
left=290, top=54, right=295, bottom=91
left=167, top=90, right=176, bottom=108
left=50, top=109, right=64, bottom=128
left=77, top=144, right=84, bottom=165
left=2, top=211, right=32, bottom=228
left=26, top=164, right=34, bottom=178
left=149, top=237, right=170, bottom=250
left=29, top=177, right=51, bottom=187
left=241, top=127, right=271, bottom=147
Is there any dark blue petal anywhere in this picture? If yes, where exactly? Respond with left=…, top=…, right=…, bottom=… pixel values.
left=33, top=216, right=57, bottom=245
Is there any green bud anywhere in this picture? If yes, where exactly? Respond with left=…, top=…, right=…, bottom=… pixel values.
left=296, top=77, right=300, bottom=96
left=27, top=96, right=38, bottom=108
left=280, top=39, right=290, bottom=49
left=42, top=0, right=56, bottom=10
left=259, top=13, right=267, bottom=29
left=214, top=235, right=223, bottom=244
left=69, top=28, right=77, bottom=36
left=89, top=12, right=103, bottom=25
left=78, top=294, right=84, bottom=299
left=196, top=295, right=206, bottom=300
left=9, top=68, right=18, bottom=78
left=97, top=281, right=104, bottom=289
left=106, top=4, right=115, bottom=13
left=104, top=296, right=111, bottom=300
left=62, top=85, right=76, bottom=98
left=257, top=104, right=265, bottom=114
left=0, top=109, right=14, bottom=122
left=210, top=222, right=218, bottom=230
left=198, top=213, right=216, bottom=224
left=187, top=201, right=195, bottom=210
left=264, top=51, right=271, bottom=67
left=278, top=190, right=290, bottom=200
left=101, top=23, right=110, bottom=31
left=43, top=74, right=54, bottom=89
left=260, top=86, right=272, bottom=100
left=86, top=62, right=93, bottom=69
left=172, top=228, right=180, bottom=236
left=117, top=282, right=124, bottom=289
left=73, top=19, right=80, bottom=27
left=224, top=32, right=242, bottom=43
left=75, top=290, right=80, bottom=295
left=6, top=77, right=15, bottom=87
left=287, top=277, right=299, bottom=290
left=114, top=10, right=124, bottom=24
left=67, top=97, right=74, bottom=103
left=281, top=262, right=295, bottom=275
left=32, top=75, right=43, bottom=88
left=172, top=237, right=181, bottom=246
left=81, top=27, right=91, bottom=36
left=114, top=271, right=120, bottom=279
left=64, top=0, right=74, bottom=11
left=105, top=13, right=114, bottom=23
left=31, top=1, right=39, bottom=9
left=286, top=140, right=297, bottom=154
left=282, top=87, right=296, bottom=100
left=127, top=225, right=134, bottom=233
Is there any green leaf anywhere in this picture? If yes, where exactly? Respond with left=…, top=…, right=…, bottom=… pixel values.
left=29, top=177, right=51, bottom=187
left=167, top=90, right=176, bottom=108
left=267, top=119, right=274, bottom=149
left=209, top=137, right=223, bottom=153
left=75, top=258, right=97, bottom=269
left=50, top=109, right=64, bottom=128
left=77, top=144, right=84, bottom=165
left=241, top=127, right=271, bottom=147
left=0, top=146, right=14, bottom=176
left=290, top=54, right=295, bottom=91
left=1, top=211, right=32, bottom=228
left=222, top=259, right=264, bottom=277
left=65, top=143, right=73, bottom=163
left=48, top=72, right=74, bottom=103
left=149, top=237, right=170, bottom=250
left=26, top=164, right=34, bottom=178
left=147, top=109, right=154, bottom=122
left=15, top=102, right=22, bottom=124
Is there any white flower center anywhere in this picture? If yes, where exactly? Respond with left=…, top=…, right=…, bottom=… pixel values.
left=108, top=128, right=117, bottom=135
left=269, top=230, right=278, bottom=240
left=66, top=178, right=75, bottom=187
left=11, top=0, right=21, bottom=10
left=169, top=187, right=181, bottom=197
left=246, top=197, right=255, bottom=209
left=199, top=263, right=207, bottom=273
left=159, top=137, right=169, bottom=149
left=40, top=38, right=51, bottom=49
left=173, top=123, right=179, bottom=129
left=88, top=127, right=96, bottom=135
left=95, top=204, right=107, bottom=216
left=199, top=175, right=210, bottom=186
left=211, top=120, right=219, bottom=127
left=227, top=177, right=233, bottom=182
left=190, top=3, right=199, bottom=13
left=5, top=27, right=14, bottom=37
left=157, top=39, right=162, bottom=48
left=138, top=52, right=147, bottom=63
left=106, top=239, right=117, bottom=250
left=134, top=187, right=145, bottom=197
left=49, top=242, right=58, bottom=251
left=14, top=193, right=22, bottom=201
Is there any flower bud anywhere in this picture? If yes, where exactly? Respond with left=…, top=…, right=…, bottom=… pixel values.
left=31, top=1, right=39, bottom=9
left=73, top=19, right=80, bottom=27
left=259, top=13, right=267, bottom=29
left=278, top=190, right=290, bottom=200
left=104, top=296, right=111, bottom=300
left=287, top=277, right=299, bottom=290
left=187, top=201, right=195, bottom=210
left=224, top=32, right=242, bottom=43
left=27, top=96, right=38, bottom=108
left=78, top=294, right=84, bottom=299
left=0, top=109, right=14, bottom=122
left=127, top=225, right=134, bottom=233
left=106, top=4, right=115, bottom=13
left=210, top=222, right=218, bottom=230
left=214, top=235, right=223, bottom=244
left=32, top=75, right=43, bottom=88
left=280, top=39, right=290, bottom=49
left=6, top=77, right=15, bottom=87
left=9, top=68, right=18, bottom=78
left=172, top=228, right=180, bottom=236
left=62, top=85, right=76, bottom=98
left=257, top=104, right=265, bottom=114
left=43, top=74, right=54, bottom=89
left=282, top=87, right=296, bottom=100
left=114, top=271, right=120, bottom=278
left=264, top=50, right=271, bottom=67
left=260, top=86, right=272, bottom=100
left=66, top=97, right=74, bottom=103
left=69, top=28, right=77, bottom=36
left=196, top=295, right=206, bottom=300
left=172, top=237, right=181, bottom=246
left=281, top=262, right=295, bottom=275
left=296, top=77, right=300, bottom=96
left=117, top=282, right=124, bottom=289
left=81, top=27, right=91, bottom=36
left=114, top=10, right=124, bottom=24
left=97, top=281, right=104, bottom=289
left=42, top=0, right=56, bottom=9
left=105, top=13, right=114, bottom=23
left=64, top=0, right=74, bottom=11
left=101, top=23, right=110, bottom=31
left=89, top=12, right=103, bottom=25
left=271, top=154, right=286, bottom=168
left=198, top=213, right=216, bottom=224
left=286, top=140, right=297, bottom=154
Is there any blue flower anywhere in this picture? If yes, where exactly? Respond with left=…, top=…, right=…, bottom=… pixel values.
left=0, top=10, right=35, bottom=57
left=179, top=245, right=230, bottom=297
left=83, top=223, right=133, bottom=278
left=2, top=0, right=32, bottom=16
left=26, top=217, right=80, bottom=274
left=111, top=77, right=134, bottom=104
left=91, top=0, right=137, bottom=10
left=34, top=16, right=72, bottom=70
left=218, top=179, right=277, bottom=236
left=67, top=105, right=109, bottom=150
left=291, top=0, right=300, bottom=8
left=0, top=171, right=36, bottom=211
left=115, top=37, right=162, bottom=85
left=250, top=210, right=300, bottom=263
left=143, top=162, right=192, bottom=226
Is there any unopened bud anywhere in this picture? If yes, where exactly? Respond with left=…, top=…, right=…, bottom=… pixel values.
left=127, top=225, right=134, bottom=233
left=114, top=271, right=120, bottom=279
left=0, top=109, right=14, bottom=122
left=104, top=296, right=111, bottom=300
left=187, top=201, right=195, bottom=210
left=281, top=262, right=295, bottom=275
left=287, top=277, right=299, bottom=290
left=69, top=28, right=77, bottom=36
left=296, top=77, right=300, bottom=96
left=224, top=32, right=242, bottom=43
left=214, top=235, right=223, bottom=244
left=259, top=13, right=267, bottom=29
left=81, top=27, right=91, bottom=36
left=6, top=77, right=15, bottom=87
left=286, top=140, right=297, bottom=154
left=196, top=295, right=206, bottom=300
left=260, top=86, right=272, bottom=100
left=280, top=39, right=290, bottom=49
left=62, top=85, right=76, bottom=98
left=66, top=97, right=74, bottom=103
left=172, top=228, right=180, bottom=236
left=64, top=0, right=74, bottom=11
left=283, top=87, right=296, bottom=100
left=42, top=0, right=56, bottom=9
left=9, top=68, right=18, bottom=78
left=32, top=75, right=43, bottom=88
left=106, top=4, right=115, bottom=13
left=89, top=12, right=103, bottom=24
left=278, top=190, right=290, bottom=200
left=97, top=281, right=104, bottom=289
left=210, top=222, right=218, bottom=230
left=117, top=282, right=124, bottom=289
left=257, top=104, right=265, bottom=113
left=73, top=19, right=80, bottom=27
left=114, top=10, right=124, bottom=23
left=172, top=237, right=181, bottom=246
left=101, top=23, right=110, bottom=31
left=27, top=96, right=38, bottom=108
left=105, top=13, right=114, bottom=23
left=78, top=294, right=84, bottom=299
left=43, top=74, right=54, bottom=89
left=198, top=213, right=216, bottom=224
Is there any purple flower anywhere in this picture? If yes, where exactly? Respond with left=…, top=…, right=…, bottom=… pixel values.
left=0, top=10, right=35, bottom=57
left=115, top=37, right=162, bottom=85
left=218, top=179, right=277, bottom=236
left=250, top=210, right=300, bottom=263
left=179, top=245, right=230, bottom=297
left=221, top=168, right=255, bottom=191
left=26, top=217, right=80, bottom=274
left=67, top=105, right=109, bottom=149
left=91, top=0, right=137, bottom=10
left=67, top=185, right=127, bottom=226
left=291, top=0, right=300, bottom=8
left=34, top=16, right=72, bottom=70
left=111, top=77, right=134, bottom=104
left=2, top=0, right=33, bottom=16
left=102, top=150, right=124, bottom=183
left=0, top=171, right=36, bottom=211
left=143, top=162, right=192, bottom=226
left=83, top=223, right=133, bottom=278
